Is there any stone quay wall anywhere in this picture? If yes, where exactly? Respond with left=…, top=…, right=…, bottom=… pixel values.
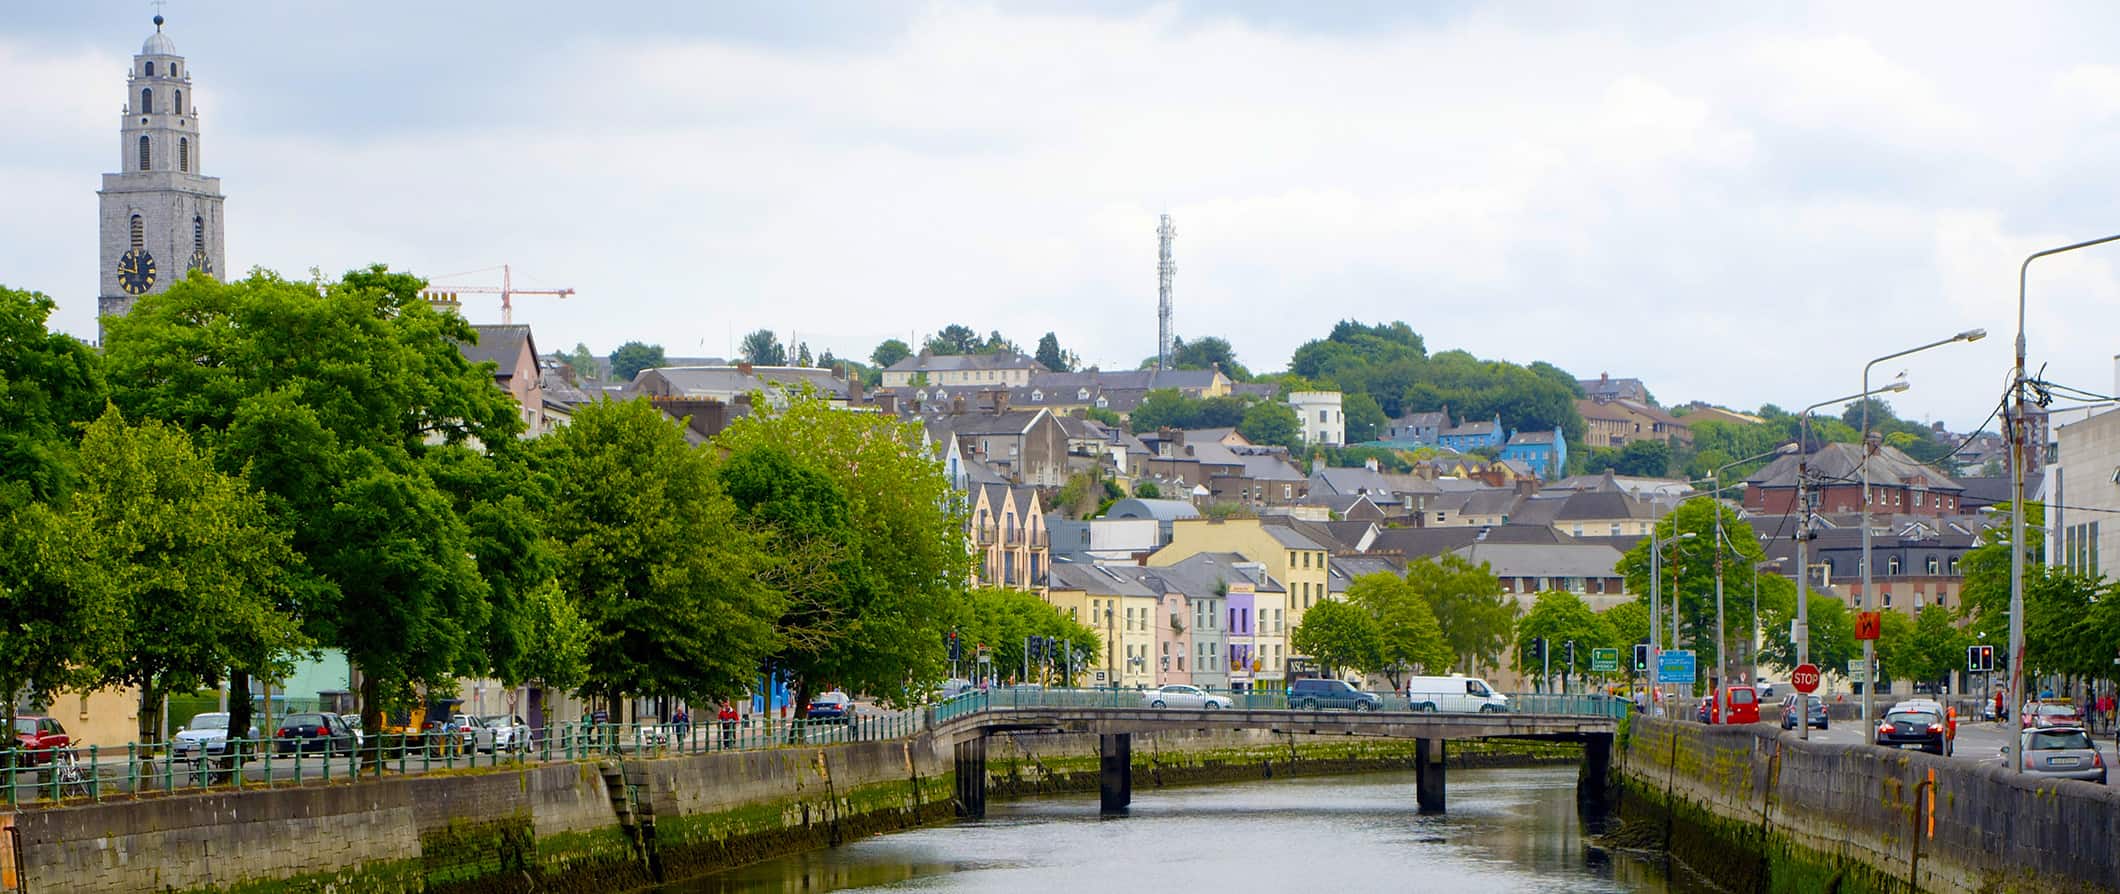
left=1616, top=718, right=2120, bottom=894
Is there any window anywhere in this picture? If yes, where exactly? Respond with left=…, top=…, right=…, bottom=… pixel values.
left=145, top=61, right=154, bottom=77
left=138, top=135, right=150, bottom=170
left=173, top=89, right=182, bottom=114
left=129, top=214, right=143, bottom=250
left=179, top=137, right=188, bottom=172
left=1925, top=556, right=1939, bottom=574
left=142, top=88, right=153, bottom=114
left=1610, top=524, right=1622, bottom=536
left=1887, top=556, right=1901, bottom=575
left=193, top=216, right=204, bottom=252
left=1573, top=524, right=1584, bottom=537
left=1319, top=410, right=1328, bottom=422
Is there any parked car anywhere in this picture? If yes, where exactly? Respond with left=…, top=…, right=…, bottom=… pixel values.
left=430, top=714, right=497, bottom=754
left=1779, top=694, right=1828, bottom=730
left=479, top=714, right=530, bottom=753
left=1142, top=684, right=1232, bottom=709
left=275, top=712, right=358, bottom=755
left=1877, top=707, right=1951, bottom=755
left=11, top=716, right=71, bottom=766
left=1288, top=678, right=1381, bottom=711
left=171, top=712, right=257, bottom=760
left=807, top=691, right=853, bottom=722
left=2015, top=726, right=2107, bottom=783
left=2024, top=703, right=2082, bottom=729
left=1401, top=674, right=1508, bottom=713
left=1696, top=697, right=1714, bottom=723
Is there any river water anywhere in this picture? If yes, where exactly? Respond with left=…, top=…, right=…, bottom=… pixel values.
left=655, top=766, right=1696, bottom=893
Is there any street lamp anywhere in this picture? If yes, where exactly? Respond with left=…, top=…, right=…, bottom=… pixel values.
left=1649, top=528, right=1696, bottom=714
left=2009, top=234, right=2120, bottom=772
left=1859, top=329, right=1985, bottom=743
left=1795, top=378, right=1910, bottom=740
left=1710, top=444, right=1801, bottom=700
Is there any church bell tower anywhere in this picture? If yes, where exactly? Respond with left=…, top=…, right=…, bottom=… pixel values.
left=98, top=13, right=225, bottom=335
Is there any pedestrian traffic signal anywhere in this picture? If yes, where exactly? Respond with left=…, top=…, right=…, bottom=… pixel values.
left=1633, top=643, right=1650, bottom=672
left=1028, top=636, right=1044, bottom=662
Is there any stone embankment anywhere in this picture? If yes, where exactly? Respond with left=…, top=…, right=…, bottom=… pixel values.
left=2, top=728, right=1576, bottom=893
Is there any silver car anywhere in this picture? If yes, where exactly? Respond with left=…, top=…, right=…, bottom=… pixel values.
left=1142, top=684, right=1232, bottom=709
left=2016, top=727, right=2107, bottom=783
left=479, top=714, right=530, bottom=753
left=170, top=712, right=256, bottom=760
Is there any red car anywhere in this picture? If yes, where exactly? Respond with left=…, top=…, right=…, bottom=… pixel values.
left=2024, top=704, right=2082, bottom=729
left=12, top=716, right=72, bottom=765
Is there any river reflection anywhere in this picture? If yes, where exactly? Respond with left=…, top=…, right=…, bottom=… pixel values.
left=659, top=767, right=1694, bottom=894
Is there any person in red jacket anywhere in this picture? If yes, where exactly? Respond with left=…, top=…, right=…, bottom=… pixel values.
left=717, top=700, right=740, bottom=750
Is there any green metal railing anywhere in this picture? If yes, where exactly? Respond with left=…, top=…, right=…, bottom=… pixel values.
left=935, top=685, right=1632, bottom=719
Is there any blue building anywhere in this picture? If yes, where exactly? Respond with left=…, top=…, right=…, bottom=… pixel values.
left=1437, top=414, right=1506, bottom=452
left=1500, top=427, right=1567, bottom=480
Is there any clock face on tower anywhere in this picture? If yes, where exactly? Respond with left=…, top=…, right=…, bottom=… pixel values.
left=189, top=249, right=212, bottom=274
left=118, top=248, right=157, bottom=295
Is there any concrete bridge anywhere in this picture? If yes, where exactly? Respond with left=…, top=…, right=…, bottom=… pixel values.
left=925, top=690, right=1624, bottom=817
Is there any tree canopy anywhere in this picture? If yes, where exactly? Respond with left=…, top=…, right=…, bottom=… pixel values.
left=739, top=329, right=788, bottom=366
left=608, top=341, right=667, bottom=383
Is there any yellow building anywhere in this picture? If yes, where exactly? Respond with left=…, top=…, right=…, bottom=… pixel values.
left=1047, top=563, right=1161, bottom=688
left=1150, top=517, right=1332, bottom=628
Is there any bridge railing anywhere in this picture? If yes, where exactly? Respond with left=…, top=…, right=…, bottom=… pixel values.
left=934, top=686, right=1631, bottom=719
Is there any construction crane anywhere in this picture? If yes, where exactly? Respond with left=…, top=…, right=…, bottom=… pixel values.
left=422, top=264, right=575, bottom=324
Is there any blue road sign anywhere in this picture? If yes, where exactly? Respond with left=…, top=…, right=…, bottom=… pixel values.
left=1656, top=650, right=1697, bottom=684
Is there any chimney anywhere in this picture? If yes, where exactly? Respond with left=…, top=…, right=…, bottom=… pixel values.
left=910, top=398, right=922, bottom=414
left=952, top=394, right=966, bottom=416
left=736, top=361, right=754, bottom=375
left=874, top=392, right=898, bottom=415
left=2112, top=354, right=2119, bottom=400
left=990, top=388, right=1010, bottom=415
left=1363, top=456, right=1379, bottom=472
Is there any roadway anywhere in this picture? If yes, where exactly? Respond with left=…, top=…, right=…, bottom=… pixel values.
left=1764, top=717, right=2118, bottom=769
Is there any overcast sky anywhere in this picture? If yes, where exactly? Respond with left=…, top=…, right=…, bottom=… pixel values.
left=8, top=2, right=2120, bottom=430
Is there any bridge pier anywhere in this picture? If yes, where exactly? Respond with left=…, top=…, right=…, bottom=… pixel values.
left=1099, top=733, right=1132, bottom=813
left=954, top=736, right=987, bottom=818
left=1415, top=738, right=1446, bottom=813
left=1576, top=733, right=1613, bottom=812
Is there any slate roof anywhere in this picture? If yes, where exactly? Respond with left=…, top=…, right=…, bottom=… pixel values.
left=1327, top=554, right=1408, bottom=594
left=462, top=325, right=533, bottom=379
left=925, top=409, right=1048, bottom=437
left=1028, top=369, right=1227, bottom=392
left=884, top=352, right=1043, bottom=374
left=1310, top=466, right=1398, bottom=497
left=1107, top=498, right=1203, bottom=522
left=1049, top=563, right=1164, bottom=597
left=633, top=365, right=852, bottom=400
left=1506, top=429, right=1558, bottom=445
left=1451, top=543, right=1626, bottom=579
left=1153, top=552, right=1279, bottom=597
left=1367, top=524, right=1568, bottom=559
left=1746, top=442, right=1963, bottom=492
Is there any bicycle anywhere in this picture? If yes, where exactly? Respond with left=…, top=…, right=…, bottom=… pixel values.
left=49, top=750, right=93, bottom=800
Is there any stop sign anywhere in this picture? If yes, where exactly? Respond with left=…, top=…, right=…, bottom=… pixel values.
left=1791, top=663, right=1821, bottom=693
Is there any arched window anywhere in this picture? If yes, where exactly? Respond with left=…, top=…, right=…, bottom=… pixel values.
left=194, top=216, right=204, bottom=252
left=129, top=215, right=143, bottom=251
left=142, top=88, right=152, bottom=114
left=179, top=137, right=188, bottom=172
left=173, top=89, right=182, bottom=114
left=145, top=61, right=154, bottom=77
left=138, top=135, right=150, bottom=171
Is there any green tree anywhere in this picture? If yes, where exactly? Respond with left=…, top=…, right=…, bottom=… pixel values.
left=870, top=338, right=912, bottom=369
left=955, top=587, right=1101, bottom=685
left=104, top=266, right=532, bottom=738
left=72, top=409, right=309, bottom=742
left=924, top=324, right=981, bottom=355
left=1289, top=599, right=1380, bottom=679
left=0, top=285, right=105, bottom=502
left=1170, top=336, right=1251, bottom=381
left=1869, top=607, right=1917, bottom=687
left=739, top=329, right=787, bottom=366
left=1584, top=439, right=1673, bottom=477
left=1405, top=554, right=1514, bottom=672
left=1342, top=391, right=1388, bottom=443
left=1603, top=600, right=1650, bottom=652
left=1237, top=401, right=1301, bottom=450
left=1034, top=332, right=1077, bottom=373
left=795, top=342, right=813, bottom=367
left=714, top=389, right=971, bottom=707
left=1132, top=480, right=1162, bottom=499
left=608, top=341, right=667, bottom=383
left=1514, top=591, right=1615, bottom=690
left=540, top=398, right=781, bottom=706
left=1617, top=499, right=1779, bottom=672
left=1345, top=572, right=1455, bottom=687
left=1758, top=592, right=1856, bottom=677
left=564, top=343, right=598, bottom=383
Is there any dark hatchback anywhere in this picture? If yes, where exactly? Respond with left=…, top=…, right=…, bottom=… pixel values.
left=1877, top=708, right=1950, bottom=755
left=1288, top=678, right=1381, bottom=711
left=275, top=712, right=358, bottom=755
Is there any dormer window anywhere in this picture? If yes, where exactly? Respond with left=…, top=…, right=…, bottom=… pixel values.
left=1031, top=390, right=1043, bottom=401
left=1078, top=388, right=1090, bottom=400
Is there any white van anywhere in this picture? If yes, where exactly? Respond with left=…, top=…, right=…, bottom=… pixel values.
left=1403, top=675, right=1511, bottom=713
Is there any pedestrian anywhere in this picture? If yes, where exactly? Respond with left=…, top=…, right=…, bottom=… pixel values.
left=718, top=699, right=740, bottom=750
left=672, top=706, right=690, bottom=748
left=1994, top=690, right=2006, bottom=724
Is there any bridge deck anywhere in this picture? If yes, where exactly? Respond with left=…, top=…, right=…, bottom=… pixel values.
left=932, top=706, right=1617, bottom=745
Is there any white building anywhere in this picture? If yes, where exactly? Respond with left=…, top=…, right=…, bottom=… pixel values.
left=1287, top=390, right=1344, bottom=447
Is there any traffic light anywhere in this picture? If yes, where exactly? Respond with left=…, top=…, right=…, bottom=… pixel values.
left=1565, top=640, right=1576, bottom=667
left=1633, top=643, right=1650, bottom=672
left=948, top=631, right=961, bottom=662
left=1531, top=637, right=1547, bottom=664
left=1028, top=636, right=1044, bottom=663
left=1967, top=644, right=1995, bottom=673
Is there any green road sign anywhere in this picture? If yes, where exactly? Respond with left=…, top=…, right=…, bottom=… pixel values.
left=1590, top=647, right=1620, bottom=672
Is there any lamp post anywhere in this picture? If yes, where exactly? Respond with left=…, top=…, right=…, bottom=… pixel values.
left=1859, top=329, right=1985, bottom=743
left=2010, top=234, right=2120, bottom=772
left=1649, top=527, right=1696, bottom=714
left=1711, top=444, right=1801, bottom=700
left=1797, top=379, right=1909, bottom=740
